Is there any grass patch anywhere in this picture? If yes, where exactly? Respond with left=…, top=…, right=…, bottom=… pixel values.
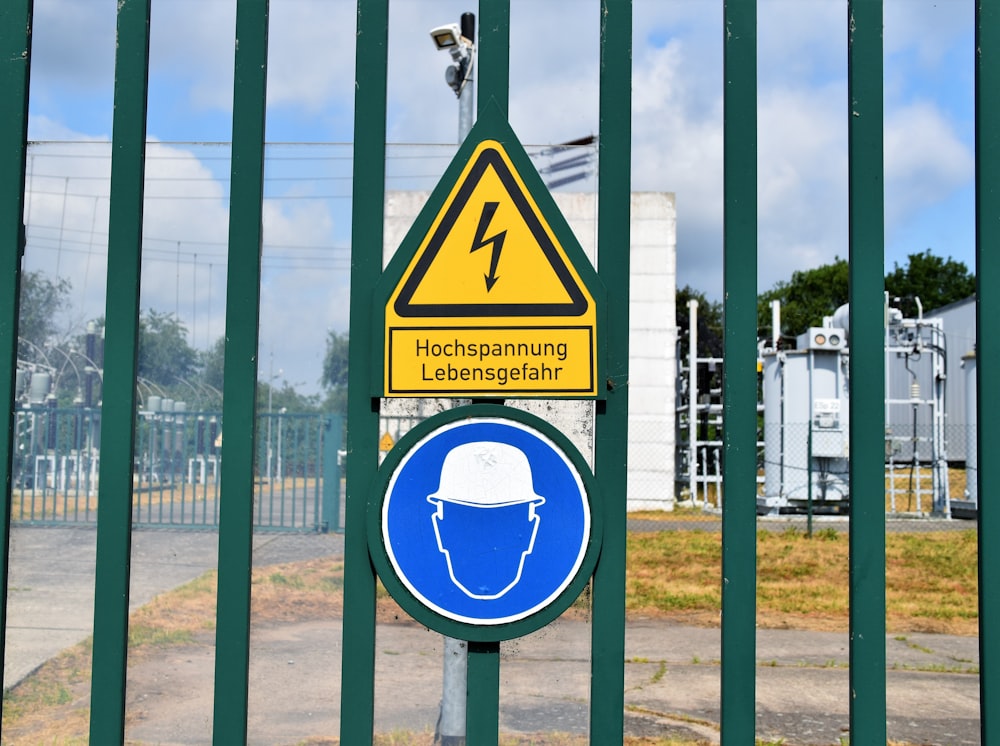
left=332, top=735, right=924, bottom=746
left=257, top=525, right=974, bottom=635
left=885, top=465, right=969, bottom=514
left=2, top=526, right=979, bottom=744
left=630, top=506, right=722, bottom=523
left=2, top=641, right=93, bottom=744
left=626, top=527, right=979, bottom=635
left=289, top=735, right=720, bottom=745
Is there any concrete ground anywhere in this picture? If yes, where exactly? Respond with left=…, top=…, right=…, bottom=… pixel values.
left=3, top=525, right=982, bottom=745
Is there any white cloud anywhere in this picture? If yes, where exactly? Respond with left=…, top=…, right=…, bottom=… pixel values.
left=28, top=114, right=108, bottom=142
left=258, top=268, right=350, bottom=392
left=23, top=139, right=113, bottom=336
left=757, top=82, right=848, bottom=288
left=265, top=1, right=357, bottom=114
left=631, top=31, right=724, bottom=296
left=148, top=0, right=237, bottom=114
left=884, top=100, right=974, bottom=233
left=30, top=0, right=116, bottom=90
left=22, top=129, right=348, bottom=394
left=258, top=192, right=349, bottom=392
left=20, top=0, right=981, bottom=384
left=138, top=142, right=231, bottom=344
left=758, top=0, right=844, bottom=86
left=885, top=0, right=973, bottom=67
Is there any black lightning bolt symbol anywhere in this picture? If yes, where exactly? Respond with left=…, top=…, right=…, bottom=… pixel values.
left=469, top=201, right=507, bottom=292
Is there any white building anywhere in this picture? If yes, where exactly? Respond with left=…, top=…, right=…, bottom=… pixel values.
left=382, top=190, right=677, bottom=512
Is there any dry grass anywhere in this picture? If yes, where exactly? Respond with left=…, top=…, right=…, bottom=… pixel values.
left=293, top=735, right=717, bottom=746
left=628, top=526, right=979, bottom=635
left=2, top=527, right=979, bottom=745
left=1, top=641, right=93, bottom=745
left=10, top=484, right=217, bottom=522
left=630, top=506, right=721, bottom=523
left=9, top=490, right=100, bottom=521
left=297, top=734, right=734, bottom=746
left=669, top=466, right=973, bottom=515
left=98, top=525, right=986, bottom=640
left=884, top=465, right=969, bottom=514
left=9, top=478, right=319, bottom=521
left=293, top=734, right=914, bottom=745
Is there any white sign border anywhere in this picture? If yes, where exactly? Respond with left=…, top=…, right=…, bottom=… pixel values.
left=381, top=415, right=591, bottom=626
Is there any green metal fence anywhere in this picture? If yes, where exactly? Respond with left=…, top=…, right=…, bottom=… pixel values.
left=1, top=0, right=999, bottom=744
left=7, top=405, right=339, bottom=531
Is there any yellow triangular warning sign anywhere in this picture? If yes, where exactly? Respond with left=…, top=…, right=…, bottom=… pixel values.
left=393, top=143, right=588, bottom=318
left=379, top=132, right=603, bottom=399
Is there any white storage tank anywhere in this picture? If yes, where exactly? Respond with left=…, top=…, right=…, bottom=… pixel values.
left=759, top=328, right=850, bottom=515
left=954, top=350, right=978, bottom=518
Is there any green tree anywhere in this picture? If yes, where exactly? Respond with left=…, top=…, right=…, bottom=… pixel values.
left=199, top=336, right=226, bottom=396
left=758, top=251, right=975, bottom=340
left=321, top=330, right=349, bottom=415
left=757, top=257, right=849, bottom=341
left=138, top=309, right=199, bottom=388
left=256, top=379, right=320, bottom=414
left=17, top=270, right=71, bottom=359
left=676, top=285, right=723, bottom=361
left=885, top=249, right=975, bottom=317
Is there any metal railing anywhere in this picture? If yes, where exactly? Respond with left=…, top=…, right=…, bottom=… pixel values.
left=2, top=1, right=999, bottom=745
left=9, top=406, right=340, bottom=531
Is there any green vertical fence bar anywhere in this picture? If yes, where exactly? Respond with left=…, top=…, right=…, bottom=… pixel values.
left=88, top=0, right=151, bottom=741
left=720, top=1, right=757, bottom=741
left=847, top=0, right=887, bottom=741
left=590, top=0, right=631, bottom=741
left=211, top=0, right=269, bottom=741
left=477, top=0, right=510, bottom=116
left=977, top=1, right=1000, bottom=742
left=466, top=641, right=500, bottom=745
left=465, top=1, right=511, bottom=740
left=340, top=0, right=388, bottom=741
left=0, top=1, right=32, bottom=715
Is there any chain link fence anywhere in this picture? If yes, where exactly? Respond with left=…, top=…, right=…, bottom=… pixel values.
left=757, top=421, right=972, bottom=520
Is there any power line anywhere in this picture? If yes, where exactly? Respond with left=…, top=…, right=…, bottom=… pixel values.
left=27, top=223, right=351, bottom=253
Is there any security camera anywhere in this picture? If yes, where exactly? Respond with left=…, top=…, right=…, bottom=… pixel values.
left=430, top=23, right=463, bottom=50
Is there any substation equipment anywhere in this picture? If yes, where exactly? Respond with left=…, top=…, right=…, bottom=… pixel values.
left=678, top=298, right=954, bottom=516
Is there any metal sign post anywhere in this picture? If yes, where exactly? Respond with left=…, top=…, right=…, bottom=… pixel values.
left=342, top=2, right=631, bottom=743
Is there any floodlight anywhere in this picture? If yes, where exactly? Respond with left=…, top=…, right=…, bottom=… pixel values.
left=430, top=23, right=462, bottom=50
left=430, top=17, right=475, bottom=100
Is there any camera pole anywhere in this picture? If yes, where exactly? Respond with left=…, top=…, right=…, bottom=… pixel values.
left=432, top=14, right=475, bottom=745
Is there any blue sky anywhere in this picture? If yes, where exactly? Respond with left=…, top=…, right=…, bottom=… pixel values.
left=20, top=0, right=977, bottom=394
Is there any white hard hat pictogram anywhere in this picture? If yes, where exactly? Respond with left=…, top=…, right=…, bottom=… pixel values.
left=428, top=441, right=546, bottom=508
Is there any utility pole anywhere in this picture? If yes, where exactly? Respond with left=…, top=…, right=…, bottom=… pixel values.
left=429, top=13, right=475, bottom=745
left=430, top=12, right=476, bottom=142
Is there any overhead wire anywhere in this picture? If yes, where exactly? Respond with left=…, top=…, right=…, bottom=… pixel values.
left=22, top=140, right=597, bottom=275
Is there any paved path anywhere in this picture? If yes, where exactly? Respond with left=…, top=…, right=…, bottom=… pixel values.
left=3, top=525, right=982, bottom=745
left=119, top=618, right=980, bottom=745
left=4, top=525, right=342, bottom=686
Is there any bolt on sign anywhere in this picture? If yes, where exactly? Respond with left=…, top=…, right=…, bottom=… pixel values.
left=374, top=104, right=606, bottom=399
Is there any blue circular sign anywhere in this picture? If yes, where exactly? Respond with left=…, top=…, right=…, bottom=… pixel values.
left=369, top=405, right=601, bottom=640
